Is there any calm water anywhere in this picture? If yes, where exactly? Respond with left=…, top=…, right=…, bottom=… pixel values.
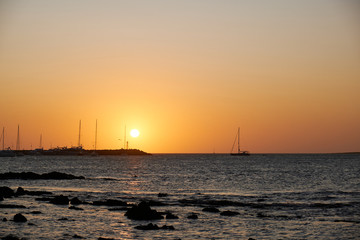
left=1, top=154, right=359, bottom=239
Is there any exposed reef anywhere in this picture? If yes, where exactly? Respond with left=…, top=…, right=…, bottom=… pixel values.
left=134, top=223, right=175, bottom=230
left=2, top=185, right=355, bottom=240
left=125, top=201, right=163, bottom=220
left=13, top=213, right=27, bottom=223
left=92, top=199, right=128, bottom=207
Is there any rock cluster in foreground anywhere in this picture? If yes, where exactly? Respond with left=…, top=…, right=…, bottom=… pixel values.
left=1, top=186, right=251, bottom=239
left=125, top=201, right=163, bottom=220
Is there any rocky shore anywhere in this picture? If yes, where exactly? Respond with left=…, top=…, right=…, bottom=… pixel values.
left=3, top=170, right=354, bottom=239
left=1, top=181, right=258, bottom=240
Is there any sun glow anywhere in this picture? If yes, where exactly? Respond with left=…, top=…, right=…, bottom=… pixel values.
left=130, top=129, right=140, bottom=138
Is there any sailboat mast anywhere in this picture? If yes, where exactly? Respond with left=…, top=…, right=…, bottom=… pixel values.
left=124, top=125, right=127, bottom=149
left=78, top=120, right=81, bottom=147
left=16, top=125, right=20, bottom=151
left=237, top=127, right=240, bottom=153
left=230, top=127, right=249, bottom=156
left=2, top=127, right=4, bottom=150
left=95, top=119, right=97, bottom=150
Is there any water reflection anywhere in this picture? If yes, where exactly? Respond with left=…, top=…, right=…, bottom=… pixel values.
left=0, top=154, right=359, bottom=239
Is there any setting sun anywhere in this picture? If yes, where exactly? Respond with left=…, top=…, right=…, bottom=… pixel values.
left=0, top=1, right=359, bottom=154
left=0, top=1, right=358, bottom=239
left=130, top=129, right=140, bottom=138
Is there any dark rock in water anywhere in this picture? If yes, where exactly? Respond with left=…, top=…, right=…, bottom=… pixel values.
left=220, top=210, right=240, bottom=216
left=0, top=204, right=26, bottom=209
left=202, top=207, right=220, bottom=213
left=30, top=211, right=42, bottom=214
left=125, top=201, right=163, bottom=220
left=50, top=195, right=69, bottom=205
left=13, top=213, right=27, bottom=222
left=256, top=212, right=301, bottom=220
left=158, top=193, right=168, bottom=197
left=93, top=199, right=127, bottom=206
left=179, top=198, right=240, bottom=207
left=58, top=217, right=69, bottom=221
left=134, top=223, right=175, bottom=230
left=98, top=238, right=116, bottom=240
left=1, top=234, right=21, bottom=240
left=73, top=234, right=84, bottom=238
left=187, top=213, right=198, bottom=219
left=15, top=187, right=26, bottom=196
left=256, top=212, right=268, bottom=218
left=2, top=217, right=7, bottom=221
left=70, top=197, right=82, bottom=205
left=165, top=212, right=179, bottom=219
left=0, top=186, right=15, bottom=198
left=135, top=223, right=159, bottom=230
left=160, top=225, right=175, bottom=230
left=0, top=171, right=85, bottom=180
left=0, top=196, right=3, bottom=201
left=42, top=171, right=85, bottom=180
left=108, top=207, right=129, bottom=211
left=0, top=172, right=37, bottom=180
left=15, top=187, right=51, bottom=196
left=69, top=206, right=83, bottom=210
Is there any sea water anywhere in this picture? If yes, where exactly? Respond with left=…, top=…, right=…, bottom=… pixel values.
left=0, top=154, right=359, bottom=239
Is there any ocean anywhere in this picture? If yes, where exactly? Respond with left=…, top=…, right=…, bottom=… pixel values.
left=1, top=154, right=359, bottom=239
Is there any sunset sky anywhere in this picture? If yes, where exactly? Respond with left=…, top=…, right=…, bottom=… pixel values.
left=0, top=0, right=359, bottom=153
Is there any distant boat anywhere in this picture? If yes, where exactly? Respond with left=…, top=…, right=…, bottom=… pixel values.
left=0, top=148, right=16, bottom=157
left=230, top=127, right=250, bottom=156
left=0, top=127, right=15, bottom=157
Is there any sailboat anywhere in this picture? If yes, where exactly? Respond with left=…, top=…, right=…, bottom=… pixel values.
left=230, top=127, right=250, bottom=156
left=0, top=127, right=15, bottom=157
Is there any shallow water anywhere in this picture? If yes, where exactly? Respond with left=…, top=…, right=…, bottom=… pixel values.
left=1, top=154, right=359, bottom=239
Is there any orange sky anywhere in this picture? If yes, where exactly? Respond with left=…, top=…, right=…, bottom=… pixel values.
left=0, top=0, right=359, bottom=153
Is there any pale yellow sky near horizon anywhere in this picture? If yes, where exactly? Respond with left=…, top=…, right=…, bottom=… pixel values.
left=0, top=0, right=359, bottom=153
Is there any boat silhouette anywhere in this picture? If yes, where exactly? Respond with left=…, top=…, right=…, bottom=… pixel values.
left=230, top=127, right=250, bottom=156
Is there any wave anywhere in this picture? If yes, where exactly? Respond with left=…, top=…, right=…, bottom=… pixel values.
left=178, top=198, right=359, bottom=209
left=87, top=176, right=140, bottom=181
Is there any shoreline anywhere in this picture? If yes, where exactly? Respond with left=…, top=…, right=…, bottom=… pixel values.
left=1, top=148, right=150, bottom=157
